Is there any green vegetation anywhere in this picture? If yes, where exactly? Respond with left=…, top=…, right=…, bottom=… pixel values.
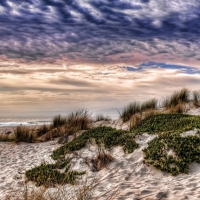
left=132, top=113, right=200, bottom=135
left=52, top=126, right=138, bottom=160
left=25, top=158, right=85, bottom=187
left=14, top=126, right=36, bottom=143
left=143, top=132, right=200, bottom=175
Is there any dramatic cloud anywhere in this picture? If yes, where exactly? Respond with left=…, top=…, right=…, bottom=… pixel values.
left=1, top=0, right=200, bottom=63
left=1, top=0, right=200, bottom=116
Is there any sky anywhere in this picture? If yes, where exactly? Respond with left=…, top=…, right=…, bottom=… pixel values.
left=1, top=0, right=200, bottom=117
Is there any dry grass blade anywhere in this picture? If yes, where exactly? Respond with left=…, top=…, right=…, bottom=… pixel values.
left=163, top=88, right=190, bottom=109
left=94, top=114, right=111, bottom=122
left=120, top=101, right=141, bottom=122
left=90, top=147, right=114, bottom=172
left=14, top=126, right=36, bottom=143
left=193, top=90, right=200, bottom=107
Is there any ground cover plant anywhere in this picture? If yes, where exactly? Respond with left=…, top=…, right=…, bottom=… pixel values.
left=132, top=113, right=200, bottom=135
left=143, top=132, right=200, bottom=175
left=25, top=158, right=85, bottom=187
left=52, top=126, right=138, bottom=160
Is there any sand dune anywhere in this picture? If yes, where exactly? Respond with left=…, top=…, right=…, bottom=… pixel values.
left=1, top=129, right=200, bottom=199
left=1, top=108, right=200, bottom=199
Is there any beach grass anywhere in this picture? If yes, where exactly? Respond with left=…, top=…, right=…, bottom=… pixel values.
left=163, top=88, right=190, bottom=110
left=14, top=126, right=36, bottom=143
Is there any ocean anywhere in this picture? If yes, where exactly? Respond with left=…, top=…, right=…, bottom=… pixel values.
left=0, top=117, right=52, bottom=127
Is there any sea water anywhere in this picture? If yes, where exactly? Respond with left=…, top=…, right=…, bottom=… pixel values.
left=0, top=117, right=52, bottom=127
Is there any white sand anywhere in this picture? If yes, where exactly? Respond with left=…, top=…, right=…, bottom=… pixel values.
left=1, top=114, right=200, bottom=199
left=1, top=132, right=200, bottom=199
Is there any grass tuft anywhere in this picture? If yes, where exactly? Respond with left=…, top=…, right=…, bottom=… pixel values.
left=94, top=114, right=111, bottom=122
left=0, top=133, right=15, bottom=142
left=91, top=147, right=114, bottom=171
left=37, top=124, right=51, bottom=137
left=163, top=88, right=190, bottom=110
left=192, top=91, right=200, bottom=107
left=52, top=115, right=67, bottom=128
left=141, top=98, right=157, bottom=112
left=14, top=126, right=36, bottom=143
left=120, top=101, right=141, bottom=122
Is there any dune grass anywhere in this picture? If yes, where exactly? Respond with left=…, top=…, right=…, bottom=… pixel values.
left=143, top=132, right=200, bottom=175
left=141, top=98, right=157, bottom=111
left=94, top=114, right=111, bottom=122
left=37, top=124, right=51, bottom=137
left=132, top=113, right=200, bottom=135
left=0, top=133, right=15, bottom=142
left=90, top=147, right=114, bottom=171
left=25, top=158, right=85, bottom=187
left=52, top=115, right=67, bottom=128
left=52, top=126, right=138, bottom=160
left=120, top=99, right=157, bottom=122
left=64, top=109, right=91, bottom=135
left=14, top=126, right=36, bottom=143
left=193, top=91, right=200, bottom=107
left=120, top=101, right=141, bottom=122
left=163, top=88, right=190, bottom=110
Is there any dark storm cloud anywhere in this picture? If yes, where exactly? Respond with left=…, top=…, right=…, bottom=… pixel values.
left=1, top=0, right=200, bottom=61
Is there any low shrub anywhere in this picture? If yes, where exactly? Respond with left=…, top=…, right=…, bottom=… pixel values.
left=14, top=126, right=36, bottom=143
left=143, top=132, right=200, bottom=175
left=25, top=158, right=85, bottom=187
left=52, top=126, right=138, bottom=160
left=132, top=113, right=200, bottom=135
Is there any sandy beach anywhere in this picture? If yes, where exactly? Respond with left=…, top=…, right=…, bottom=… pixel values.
left=1, top=117, right=200, bottom=199
left=1, top=104, right=200, bottom=199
